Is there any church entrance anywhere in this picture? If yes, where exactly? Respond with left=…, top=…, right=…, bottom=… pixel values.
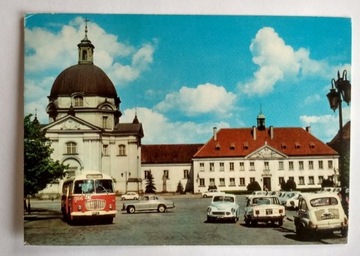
left=263, top=177, right=271, bottom=191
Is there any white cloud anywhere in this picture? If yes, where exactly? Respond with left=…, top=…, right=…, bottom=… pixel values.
left=304, top=94, right=321, bottom=105
left=25, top=16, right=155, bottom=86
left=155, top=83, right=236, bottom=117
left=299, top=106, right=350, bottom=142
left=121, top=107, right=230, bottom=144
left=239, top=27, right=338, bottom=96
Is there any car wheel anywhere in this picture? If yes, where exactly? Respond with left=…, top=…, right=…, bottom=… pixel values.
left=203, top=195, right=207, bottom=198
left=245, top=218, right=251, bottom=226
left=341, top=228, right=348, bottom=237
left=296, top=224, right=304, bottom=238
left=157, top=204, right=166, bottom=213
left=127, top=206, right=135, bottom=214
left=121, top=197, right=125, bottom=201
left=278, top=219, right=283, bottom=226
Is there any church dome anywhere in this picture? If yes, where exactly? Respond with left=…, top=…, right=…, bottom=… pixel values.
left=49, top=64, right=118, bottom=99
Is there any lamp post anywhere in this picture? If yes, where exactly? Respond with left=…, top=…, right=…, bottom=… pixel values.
left=326, top=70, right=351, bottom=210
left=121, top=171, right=131, bottom=194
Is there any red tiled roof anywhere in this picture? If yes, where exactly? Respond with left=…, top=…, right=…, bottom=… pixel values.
left=142, top=144, right=203, bottom=164
left=194, top=127, right=338, bottom=158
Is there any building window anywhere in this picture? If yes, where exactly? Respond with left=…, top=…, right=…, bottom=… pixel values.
left=74, top=96, right=83, bottom=107
left=309, top=176, right=315, bottom=185
left=102, top=116, right=109, bottom=129
left=299, top=176, right=305, bottom=185
left=200, top=163, right=205, bottom=172
left=66, top=142, right=77, bottom=154
left=279, top=161, right=284, bottom=170
left=163, top=170, right=169, bottom=179
left=239, top=162, right=245, bottom=171
left=229, top=178, right=235, bottom=186
left=118, top=144, right=126, bottom=156
left=309, top=161, right=314, bottom=170
left=249, top=162, right=255, bottom=171
left=144, top=170, right=151, bottom=179
left=328, top=160, right=333, bottom=169
left=264, top=161, right=270, bottom=171
left=318, top=160, right=323, bottom=170
left=103, top=145, right=109, bottom=156
left=209, top=178, right=215, bottom=187
left=289, top=176, right=294, bottom=181
left=220, top=162, right=224, bottom=172
left=279, top=177, right=285, bottom=186
left=199, top=178, right=205, bottom=187
left=299, top=161, right=304, bottom=170
left=318, top=176, right=324, bottom=185
left=219, top=178, right=225, bottom=187
left=183, top=170, right=189, bottom=179
left=239, top=178, right=245, bottom=186
left=230, top=162, right=234, bottom=171
left=289, top=161, right=294, bottom=171
left=210, top=163, right=215, bottom=172
left=250, top=177, right=255, bottom=183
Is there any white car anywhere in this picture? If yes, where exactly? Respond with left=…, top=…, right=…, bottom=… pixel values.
left=121, top=192, right=139, bottom=200
left=246, top=190, right=268, bottom=200
left=294, top=193, right=348, bottom=238
left=206, top=194, right=240, bottom=222
left=244, top=195, right=285, bottom=226
left=284, top=192, right=302, bottom=209
left=279, top=191, right=301, bottom=206
left=202, top=189, right=225, bottom=198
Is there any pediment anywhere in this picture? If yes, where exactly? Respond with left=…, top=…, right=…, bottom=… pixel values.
left=247, top=145, right=287, bottom=159
left=42, top=115, right=101, bottom=132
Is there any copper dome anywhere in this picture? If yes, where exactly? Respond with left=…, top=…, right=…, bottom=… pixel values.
left=49, top=64, right=118, bottom=99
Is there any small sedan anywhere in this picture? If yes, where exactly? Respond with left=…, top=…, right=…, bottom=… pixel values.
left=121, top=192, right=139, bottom=200
left=206, top=194, right=240, bottom=223
left=244, top=195, right=285, bottom=226
left=294, top=193, right=348, bottom=238
left=122, top=194, right=175, bottom=214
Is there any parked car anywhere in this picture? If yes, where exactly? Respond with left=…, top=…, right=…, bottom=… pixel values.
left=318, top=187, right=341, bottom=194
left=294, top=193, right=348, bottom=238
left=121, top=192, right=139, bottom=200
left=279, top=191, right=301, bottom=206
left=206, top=194, right=240, bottom=223
left=244, top=195, right=285, bottom=226
left=202, top=189, right=225, bottom=198
left=246, top=190, right=268, bottom=200
left=122, top=195, right=175, bottom=214
left=284, top=192, right=302, bottom=209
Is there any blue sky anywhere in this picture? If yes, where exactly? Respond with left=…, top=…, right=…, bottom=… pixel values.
left=24, top=14, right=351, bottom=144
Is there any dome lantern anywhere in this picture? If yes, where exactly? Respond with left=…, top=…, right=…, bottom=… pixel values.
left=77, top=18, right=94, bottom=64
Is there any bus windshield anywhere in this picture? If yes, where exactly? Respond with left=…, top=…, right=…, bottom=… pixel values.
left=74, top=179, right=114, bottom=194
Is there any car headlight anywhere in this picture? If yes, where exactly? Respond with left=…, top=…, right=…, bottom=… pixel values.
left=231, top=208, right=235, bottom=213
left=207, top=207, right=212, bottom=213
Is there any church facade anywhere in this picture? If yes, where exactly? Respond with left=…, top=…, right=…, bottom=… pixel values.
left=41, top=24, right=143, bottom=195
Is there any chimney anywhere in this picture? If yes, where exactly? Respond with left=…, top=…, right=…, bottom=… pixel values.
left=213, top=127, right=217, bottom=141
left=306, top=126, right=311, bottom=133
left=270, top=126, right=274, bottom=139
left=252, top=126, right=256, bottom=140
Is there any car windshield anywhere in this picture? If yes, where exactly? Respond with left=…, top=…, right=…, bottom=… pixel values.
left=310, top=197, right=339, bottom=207
left=213, top=196, right=235, bottom=202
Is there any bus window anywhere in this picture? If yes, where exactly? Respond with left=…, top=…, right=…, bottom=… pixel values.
left=95, top=179, right=114, bottom=193
left=74, top=180, right=94, bottom=194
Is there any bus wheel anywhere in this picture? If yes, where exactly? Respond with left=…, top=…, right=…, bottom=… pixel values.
left=127, top=206, right=135, bottom=214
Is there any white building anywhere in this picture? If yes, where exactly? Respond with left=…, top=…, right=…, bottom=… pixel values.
left=193, top=113, right=339, bottom=193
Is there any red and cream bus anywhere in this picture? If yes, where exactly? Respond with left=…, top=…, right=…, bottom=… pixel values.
left=61, top=171, right=117, bottom=224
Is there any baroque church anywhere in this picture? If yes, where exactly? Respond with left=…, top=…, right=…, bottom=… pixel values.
left=42, top=23, right=143, bottom=194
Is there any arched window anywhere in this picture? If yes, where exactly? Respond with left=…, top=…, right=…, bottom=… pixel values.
left=74, top=96, right=83, bottom=107
left=118, top=144, right=126, bottom=156
left=66, top=142, right=77, bottom=154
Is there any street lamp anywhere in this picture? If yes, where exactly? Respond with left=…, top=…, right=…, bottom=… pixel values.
left=326, top=70, right=351, bottom=210
left=121, top=171, right=131, bottom=193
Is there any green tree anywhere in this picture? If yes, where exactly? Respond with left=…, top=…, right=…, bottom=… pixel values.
left=281, top=179, right=297, bottom=191
left=24, top=114, right=67, bottom=211
left=247, top=181, right=261, bottom=192
left=176, top=180, right=184, bottom=194
left=321, top=178, right=335, bottom=188
left=145, top=173, right=156, bottom=193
